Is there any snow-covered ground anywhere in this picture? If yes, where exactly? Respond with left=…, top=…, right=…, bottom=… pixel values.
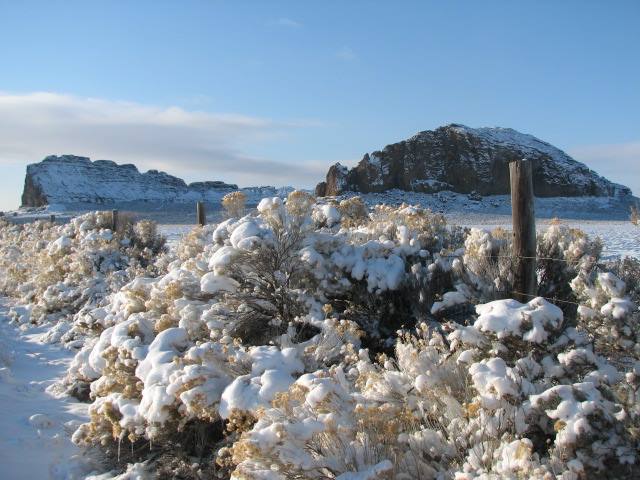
left=0, top=300, right=95, bottom=480
left=11, top=206, right=638, bottom=260
left=159, top=215, right=639, bottom=259
left=9, top=191, right=636, bottom=257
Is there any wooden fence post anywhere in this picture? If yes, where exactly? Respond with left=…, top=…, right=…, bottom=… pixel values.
left=196, top=201, right=206, bottom=226
left=510, top=159, right=537, bottom=303
left=111, top=209, right=119, bottom=232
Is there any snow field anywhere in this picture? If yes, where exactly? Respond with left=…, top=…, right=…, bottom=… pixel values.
left=0, top=300, right=97, bottom=479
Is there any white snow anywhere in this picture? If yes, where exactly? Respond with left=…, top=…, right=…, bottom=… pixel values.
left=24, top=155, right=239, bottom=205
left=160, top=215, right=639, bottom=260
left=313, top=204, right=341, bottom=226
left=200, top=272, right=239, bottom=294
left=431, top=288, right=468, bottom=314
left=0, top=299, right=95, bottom=479
left=219, top=346, right=304, bottom=419
left=48, top=236, right=73, bottom=255
left=2, top=192, right=638, bottom=479
left=475, top=297, right=564, bottom=343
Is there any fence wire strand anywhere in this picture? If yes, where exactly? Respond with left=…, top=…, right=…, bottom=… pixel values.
left=429, top=252, right=603, bottom=307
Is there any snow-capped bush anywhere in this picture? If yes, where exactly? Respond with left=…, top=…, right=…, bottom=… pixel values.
left=336, top=196, right=369, bottom=227
left=3, top=200, right=638, bottom=479
left=234, top=295, right=638, bottom=479
left=536, top=222, right=602, bottom=318
left=68, top=192, right=365, bottom=473
left=0, top=214, right=166, bottom=338
left=222, top=191, right=247, bottom=218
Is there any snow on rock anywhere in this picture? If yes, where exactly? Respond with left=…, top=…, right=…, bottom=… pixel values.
left=21, top=155, right=238, bottom=207
left=21, top=155, right=297, bottom=211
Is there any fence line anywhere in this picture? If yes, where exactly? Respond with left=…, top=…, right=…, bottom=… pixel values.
left=509, top=291, right=585, bottom=307
left=434, top=253, right=597, bottom=265
left=432, top=253, right=604, bottom=307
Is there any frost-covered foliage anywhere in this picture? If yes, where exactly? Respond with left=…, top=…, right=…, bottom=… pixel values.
left=3, top=198, right=639, bottom=479
left=536, top=222, right=602, bottom=316
left=235, top=295, right=639, bottom=479
left=60, top=194, right=473, bottom=473
left=67, top=192, right=365, bottom=473
left=222, top=191, right=247, bottom=219
left=450, top=222, right=602, bottom=311
left=0, top=214, right=166, bottom=347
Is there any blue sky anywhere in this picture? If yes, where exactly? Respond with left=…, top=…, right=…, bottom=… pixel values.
left=0, top=0, right=638, bottom=209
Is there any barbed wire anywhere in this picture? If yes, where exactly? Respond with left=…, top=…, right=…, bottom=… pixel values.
left=430, top=253, right=604, bottom=307
left=434, top=253, right=596, bottom=265
left=509, top=291, right=584, bottom=307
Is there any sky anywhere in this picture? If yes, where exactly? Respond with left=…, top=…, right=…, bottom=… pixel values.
left=0, top=0, right=638, bottom=210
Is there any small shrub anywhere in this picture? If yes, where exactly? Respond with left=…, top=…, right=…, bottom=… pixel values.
left=222, top=191, right=247, bottom=218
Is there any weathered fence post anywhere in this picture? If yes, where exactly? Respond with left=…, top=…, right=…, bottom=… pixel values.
left=49, top=214, right=55, bottom=224
left=111, top=209, right=119, bottom=232
left=510, top=159, right=537, bottom=303
left=196, top=201, right=206, bottom=226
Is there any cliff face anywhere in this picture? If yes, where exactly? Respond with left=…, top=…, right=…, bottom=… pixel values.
left=21, top=155, right=239, bottom=207
left=316, top=125, right=631, bottom=198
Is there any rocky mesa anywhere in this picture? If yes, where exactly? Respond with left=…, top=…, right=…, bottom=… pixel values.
left=21, top=155, right=238, bottom=207
left=315, top=124, right=631, bottom=198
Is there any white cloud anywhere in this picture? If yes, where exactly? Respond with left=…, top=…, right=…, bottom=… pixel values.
left=568, top=141, right=640, bottom=196
left=336, top=47, right=356, bottom=61
left=272, top=17, right=302, bottom=28
left=0, top=92, right=326, bottom=191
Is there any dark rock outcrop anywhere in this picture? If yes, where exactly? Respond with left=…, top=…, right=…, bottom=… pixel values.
left=21, top=172, right=49, bottom=207
left=316, top=124, right=631, bottom=198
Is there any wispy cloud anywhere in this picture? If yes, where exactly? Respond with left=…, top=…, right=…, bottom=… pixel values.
left=569, top=141, right=640, bottom=195
left=0, top=92, right=324, bottom=188
left=336, top=46, right=356, bottom=61
left=271, top=17, right=302, bottom=28
left=174, top=93, right=214, bottom=108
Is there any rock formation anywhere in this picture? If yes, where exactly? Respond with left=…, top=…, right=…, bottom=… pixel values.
left=21, top=155, right=238, bottom=207
left=316, top=124, right=631, bottom=198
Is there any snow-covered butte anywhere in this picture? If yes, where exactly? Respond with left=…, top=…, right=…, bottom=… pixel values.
left=316, top=124, right=632, bottom=198
left=21, top=154, right=240, bottom=207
